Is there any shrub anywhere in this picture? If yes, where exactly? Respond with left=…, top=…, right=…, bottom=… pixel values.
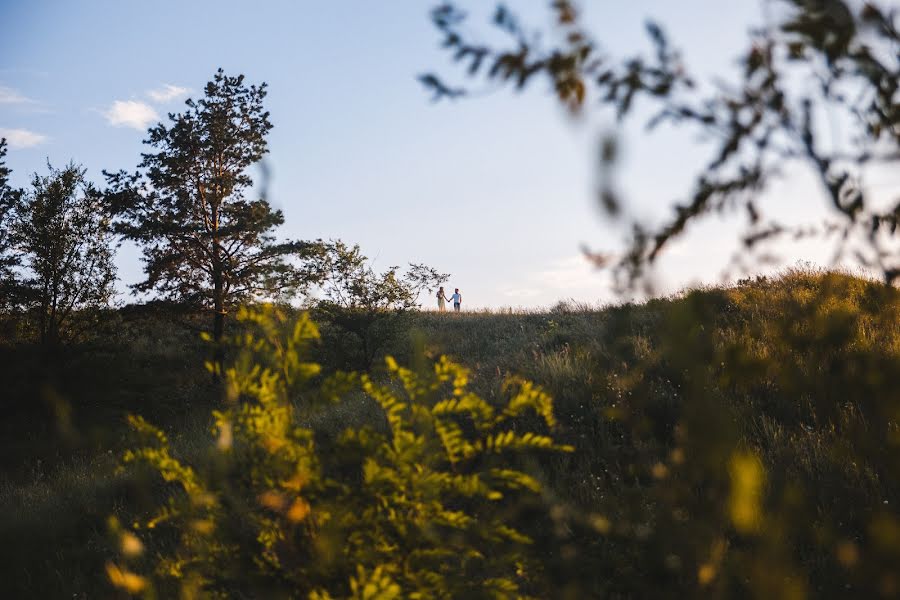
left=108, top=306, right=571, bottom=598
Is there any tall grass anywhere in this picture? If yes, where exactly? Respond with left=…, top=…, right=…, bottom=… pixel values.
left=0, top=268, right=898, bottom=597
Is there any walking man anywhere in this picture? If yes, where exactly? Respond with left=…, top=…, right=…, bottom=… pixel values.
left=450, top=288, right=462, bottom=312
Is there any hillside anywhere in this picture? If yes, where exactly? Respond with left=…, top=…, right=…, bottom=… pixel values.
left=1, top=269, right=898, bottom=598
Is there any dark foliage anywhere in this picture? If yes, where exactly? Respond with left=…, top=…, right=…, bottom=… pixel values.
left=0, top=139, right=25, bottom=311
left=11, top=163, right=116, bottom=350
left=2, top=271, right=898, bottom=598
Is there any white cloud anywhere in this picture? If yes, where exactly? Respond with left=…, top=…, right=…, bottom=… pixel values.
left=498, top=286, right=542, bottom=299
left=0, top=127, right=48, bottom=148
left=494, top=254, right=611, bottom=307
left=147, top=84, right=189, bottom=103
left=104, top=100, right=159, bottom=130
left=497, top=253, right=624, bottom=305
left=101, top=83, right=188, bottom=132
left=0, top=86, right=32, bottom=104
left=532, top=255, right=599, bottom=290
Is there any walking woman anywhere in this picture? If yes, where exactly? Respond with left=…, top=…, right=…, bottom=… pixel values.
left=436, top=286, right=451, bottom=312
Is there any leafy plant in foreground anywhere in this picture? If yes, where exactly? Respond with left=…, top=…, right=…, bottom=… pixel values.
left=107, top=306, right=571, bottom=598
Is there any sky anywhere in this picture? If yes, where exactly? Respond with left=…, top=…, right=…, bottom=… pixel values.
left=0, top=1, right=889, bottom=309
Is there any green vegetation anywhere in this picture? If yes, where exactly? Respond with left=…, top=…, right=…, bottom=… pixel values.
left=307, top=240, right=449, bottom=369
left=110, top=306, right=571, bottom=598
left=9, top=162, right=116, bottom=351
left=0, top=4, right=896, bottom=596
left=1, top=268, right=898, bottom=598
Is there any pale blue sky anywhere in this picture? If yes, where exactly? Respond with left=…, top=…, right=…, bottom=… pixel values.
left=0, top=1, right=867, bottom=308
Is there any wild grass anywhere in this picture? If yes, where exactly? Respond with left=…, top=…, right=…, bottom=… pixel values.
left=0, top=268, right=898, bottom=597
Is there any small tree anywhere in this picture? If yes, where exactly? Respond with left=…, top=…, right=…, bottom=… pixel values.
left=105, top=69, right=314, bottom=347
left=0, top=139, right=24, bottom=312
left=13, top=163, right=116, bottom=349
left=312, top=240, right=448, bottom=312
left=308, top=240, right=449, bottom=367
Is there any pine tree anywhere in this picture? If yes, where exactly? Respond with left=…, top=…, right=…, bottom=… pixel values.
left=105, top=69, right=314, bottom=345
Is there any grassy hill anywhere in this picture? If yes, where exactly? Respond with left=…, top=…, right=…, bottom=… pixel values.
left=1, top=269, right=898, bottom=598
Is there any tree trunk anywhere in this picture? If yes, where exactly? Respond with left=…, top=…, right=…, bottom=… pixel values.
left=39, top=302, right=48, bottom=348
left=213, top=275, right=224, bottom=342
left=211, top=201, right=226, bottom=380
left=39, top=301, right=60, bottom=372
left=212, top=272, right=225, bottom=375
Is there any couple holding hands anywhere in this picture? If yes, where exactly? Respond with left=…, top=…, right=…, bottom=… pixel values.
left=436, top=287, right=462, bottom=312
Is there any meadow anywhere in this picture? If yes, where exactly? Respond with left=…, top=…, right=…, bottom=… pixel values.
left=1, top=267, right=898, bottom=598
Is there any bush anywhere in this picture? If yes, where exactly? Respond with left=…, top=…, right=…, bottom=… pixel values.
left=108, top=306, right=571, bottom=598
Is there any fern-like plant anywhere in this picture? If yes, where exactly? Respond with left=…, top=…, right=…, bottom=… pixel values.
left=107, top=306, right=572, bottom=599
